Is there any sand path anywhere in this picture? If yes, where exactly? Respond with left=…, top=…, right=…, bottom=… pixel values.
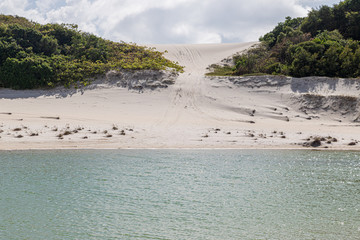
left=151, top=43, right=256, bottom=126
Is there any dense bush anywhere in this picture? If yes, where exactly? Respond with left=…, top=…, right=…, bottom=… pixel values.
left=0, top=15, right=183, bottom=89
left=301, top=0, right=360, bottom=41
left=0, top=56, right=53, bottom=89
left=208, top=0, right=360, bottom=79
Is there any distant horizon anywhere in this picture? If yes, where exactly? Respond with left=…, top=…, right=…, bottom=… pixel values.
left=1, top=0, right=341, bottom=44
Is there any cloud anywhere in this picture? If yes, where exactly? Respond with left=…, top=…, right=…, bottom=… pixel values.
left=296, top=0, right=340, bottom=9
left=0, top=0, right=339, bottom=44
left=0, top=0, right=41, bottom=21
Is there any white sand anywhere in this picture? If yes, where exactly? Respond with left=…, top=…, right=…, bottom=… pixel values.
left=1, top=42, right=359, bottom=150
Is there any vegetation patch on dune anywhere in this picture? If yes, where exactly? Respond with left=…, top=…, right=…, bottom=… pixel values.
left=208, top=0, right=360, bottom=78
left=0, top=15, right=183, bottom=90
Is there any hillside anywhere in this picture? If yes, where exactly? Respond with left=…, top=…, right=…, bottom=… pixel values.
left=0, top=15, right=182, bottom=89
left=208, top=0, right=360, bottom=78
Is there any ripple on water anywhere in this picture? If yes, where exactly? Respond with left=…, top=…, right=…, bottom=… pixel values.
left=1, top=149, right=359, bottom=240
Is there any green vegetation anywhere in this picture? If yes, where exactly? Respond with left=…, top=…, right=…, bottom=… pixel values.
left=0, top=15, right=183, bottom=89
left=206, top=64, right=234, bottom=76
left=208, top=0, right=360, bottom=78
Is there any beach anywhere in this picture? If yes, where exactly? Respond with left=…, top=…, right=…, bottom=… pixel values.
left=1, top=42, right=359, bottom=150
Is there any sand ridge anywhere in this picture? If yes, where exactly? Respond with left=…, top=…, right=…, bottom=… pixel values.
left=0, top=42, right=359, bottom=150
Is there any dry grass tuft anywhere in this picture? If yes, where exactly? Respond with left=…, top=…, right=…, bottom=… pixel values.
left=63, top=130, right=72, bottom=136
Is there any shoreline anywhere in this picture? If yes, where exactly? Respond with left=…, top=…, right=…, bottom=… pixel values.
left=1, top=144, right=359, bottom=151
left=1, top=148, right=359, bottom=151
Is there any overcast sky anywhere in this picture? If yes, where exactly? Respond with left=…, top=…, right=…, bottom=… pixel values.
left=0, top=0, right=341, bottom=44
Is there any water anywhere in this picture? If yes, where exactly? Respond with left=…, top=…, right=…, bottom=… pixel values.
left=1, top=150, right=359, bottom=240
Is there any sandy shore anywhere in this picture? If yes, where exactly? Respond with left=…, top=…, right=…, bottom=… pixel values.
left=1, top=42, right=360, bottom=150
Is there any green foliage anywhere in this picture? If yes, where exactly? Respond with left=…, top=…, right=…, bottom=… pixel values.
left=287, top=31, right=360, bottom=78
left=0, top=40, right=23, bottom=64
left=260, top=16, right=305, bottom=48
left=301, top=0, right=360, bottom=40
left=289, top=46, right=319, bottom=77
left=206, top=64, right=234, bottom=76
left=0, top=15, right=35, bottom=28
left=233, top=44, right=272, bottom=75
left=208, top=0, right=360, bottom=79
left=50, top=56, right=110, bottom=88
left=301, top=6, right=336, bottom=36
left=39, top=35, right=60, bottom=56
left=0, top=56, right=54, bottom=89
left=0, top=14, right=183, bottom=89
left=39, top=23, right=78, bottom=47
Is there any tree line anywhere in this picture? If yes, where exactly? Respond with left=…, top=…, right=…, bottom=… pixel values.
left=209, top=0, right=360, bottom=78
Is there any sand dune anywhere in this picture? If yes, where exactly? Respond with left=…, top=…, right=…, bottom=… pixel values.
left=0, top=42, right=359, bottom=150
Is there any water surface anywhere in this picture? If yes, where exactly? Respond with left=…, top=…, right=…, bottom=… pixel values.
left=1, top=150, right=359, bottom=239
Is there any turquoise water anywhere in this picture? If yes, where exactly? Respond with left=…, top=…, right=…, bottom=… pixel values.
left=1, top=150, right=359, bottom=240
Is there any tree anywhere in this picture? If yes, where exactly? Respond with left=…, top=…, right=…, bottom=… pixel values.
left=0, top=40, right=22, bottom=64
left=0, top=56, right=54, bottom=89
left=39, top=35, right=59, bottom=56
left=260, top=16, right=304, bottom=48
left=290, top=47, right=318, bottom=77
left=339, top=46, right=357, bottom=77
left=318, top=45, right=342, bottom=76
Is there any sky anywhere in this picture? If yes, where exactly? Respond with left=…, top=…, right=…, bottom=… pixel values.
left=0, top=0, right=341, bottom=44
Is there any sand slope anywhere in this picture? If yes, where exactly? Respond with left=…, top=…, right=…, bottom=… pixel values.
left=1, top=42, right=359, bottom=150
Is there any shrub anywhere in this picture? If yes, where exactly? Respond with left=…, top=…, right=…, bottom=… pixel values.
left=0, top=56, right=54, bottom=89
left=0, top=14, right=183, bottom=90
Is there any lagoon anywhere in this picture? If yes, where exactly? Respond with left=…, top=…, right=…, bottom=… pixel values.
left=1, top=150, right=359, bottom=239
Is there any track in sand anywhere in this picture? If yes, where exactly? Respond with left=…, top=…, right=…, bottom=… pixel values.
left=149, top=42, right=257, bottom=127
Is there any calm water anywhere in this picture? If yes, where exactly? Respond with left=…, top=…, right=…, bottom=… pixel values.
left=1, top=150, right=359, bottom=240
